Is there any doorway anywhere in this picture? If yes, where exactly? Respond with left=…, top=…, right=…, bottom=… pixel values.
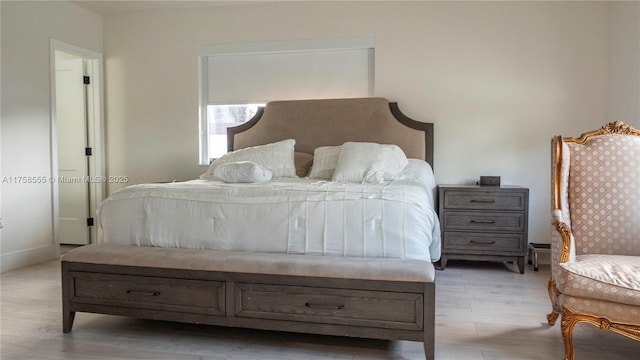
left=50, top=40, right=104, bottom=250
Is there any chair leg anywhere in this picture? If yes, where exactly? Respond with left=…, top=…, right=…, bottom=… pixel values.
left=560, top=308, right=578, bottom=360
left=546, top=278, right=560, bottom=325
left=547, top=310, right=560, bottom=326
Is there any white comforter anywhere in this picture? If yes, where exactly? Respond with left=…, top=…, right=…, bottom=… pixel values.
left=97, top=160, right=441, bottom=262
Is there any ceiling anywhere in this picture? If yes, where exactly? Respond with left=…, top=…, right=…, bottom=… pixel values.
left=69, top=1, right=270, bottom=15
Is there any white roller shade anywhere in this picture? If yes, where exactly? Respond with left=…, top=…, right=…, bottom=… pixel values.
left=206, top=48, right=373, bottom=104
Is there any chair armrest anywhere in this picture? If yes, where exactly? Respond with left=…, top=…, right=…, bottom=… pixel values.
left=551, top=209, right=573, bottom=265
left=551, top=209, right=563, bottom=223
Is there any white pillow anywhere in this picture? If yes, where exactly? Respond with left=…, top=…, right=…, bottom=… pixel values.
left=213, top=161, right=273, bottom=183
left=201, top=139, right=296, bottom=180
left=331, top=142, right=408, bottom=183
left=383, top=144, right=410, bottom=180
left=307, top=145, right=342, bottom=179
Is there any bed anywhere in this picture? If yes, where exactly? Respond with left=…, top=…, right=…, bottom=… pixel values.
left=61, top=97, right=439, bottom=359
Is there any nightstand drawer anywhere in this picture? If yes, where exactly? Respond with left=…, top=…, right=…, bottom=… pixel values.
left=442, top=211, right=525, bottom=232
left=442, top=191, right=526, bottom=211
left=444, top=232, right=525, bottom=252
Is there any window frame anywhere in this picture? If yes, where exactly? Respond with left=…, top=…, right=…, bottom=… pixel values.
left=198, top=37, right=374, bottom=165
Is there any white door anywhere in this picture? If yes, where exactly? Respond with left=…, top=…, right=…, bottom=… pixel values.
left=56, top=57, right=90, bottom=245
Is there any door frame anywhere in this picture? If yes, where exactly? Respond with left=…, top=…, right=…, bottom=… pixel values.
left=50, top=39, right=105, bottom=248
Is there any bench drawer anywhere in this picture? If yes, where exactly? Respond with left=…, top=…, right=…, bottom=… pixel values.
left=234, top=283, right=423, bottom=331
left=72, top=272, right=224, bottom=316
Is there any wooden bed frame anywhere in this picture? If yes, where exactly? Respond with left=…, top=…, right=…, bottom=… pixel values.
left=61, top=97, right=437, bottom=359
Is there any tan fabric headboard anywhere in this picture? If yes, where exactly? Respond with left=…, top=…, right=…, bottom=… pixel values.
left=228, top=97, right=434, bottom=166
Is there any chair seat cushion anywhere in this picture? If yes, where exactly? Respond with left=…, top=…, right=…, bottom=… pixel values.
left=558, top=254, right=640, bottom=306
left=561, top=295, right=640, bottom=324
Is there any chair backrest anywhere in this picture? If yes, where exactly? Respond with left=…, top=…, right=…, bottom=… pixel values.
left=553, top=122, right=640, bottom=256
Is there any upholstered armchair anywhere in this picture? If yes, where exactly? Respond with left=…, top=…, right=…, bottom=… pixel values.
left=548, top=121, right=640, bottom=360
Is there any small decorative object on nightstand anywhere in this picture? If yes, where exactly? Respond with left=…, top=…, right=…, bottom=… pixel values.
left=438, top=184, right=529, bottom=273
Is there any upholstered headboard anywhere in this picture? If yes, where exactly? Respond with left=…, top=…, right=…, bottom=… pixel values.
left=227, top=97, right=434, bottom=167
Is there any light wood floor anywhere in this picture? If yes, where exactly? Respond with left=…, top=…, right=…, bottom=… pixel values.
left=1, top=259, right=638, bottom=359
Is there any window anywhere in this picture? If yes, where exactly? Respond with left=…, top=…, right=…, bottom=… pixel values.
left=206, top=104, right=263, bottom=161
left=199, top=38, right=374, bottom=164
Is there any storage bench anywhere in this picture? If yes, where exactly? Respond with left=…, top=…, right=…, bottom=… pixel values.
left=61, top=244, right=436, bottom=359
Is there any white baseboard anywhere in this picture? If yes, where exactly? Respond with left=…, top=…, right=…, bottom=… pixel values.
left=1, top=245, right=58, bottom=273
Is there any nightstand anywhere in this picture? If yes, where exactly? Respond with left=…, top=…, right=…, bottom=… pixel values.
left=438, top=185, right=529, bottom=273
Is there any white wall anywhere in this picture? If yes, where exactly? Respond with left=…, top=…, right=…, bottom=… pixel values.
left=608, top=1, right=640, bottom=127
left=103, top=1, right=617, bottom=248
left=0, top=1, right=102, bottom=272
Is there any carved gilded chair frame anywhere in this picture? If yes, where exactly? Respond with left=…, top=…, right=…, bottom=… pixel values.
left=548, top=121, right=640, bottom=360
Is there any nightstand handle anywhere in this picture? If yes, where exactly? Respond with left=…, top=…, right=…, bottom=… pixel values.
left=470, top=220, right=495, bottom=224
left=470, top=199, right=495, bottom=203
left=469, top=240, right=495, bottom=245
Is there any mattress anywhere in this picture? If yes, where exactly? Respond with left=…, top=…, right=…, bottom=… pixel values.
left=97, top=160, right=441, bottom=262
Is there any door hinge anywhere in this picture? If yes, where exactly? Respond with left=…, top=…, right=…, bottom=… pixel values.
left=85, top=147, right=92, bottom=156
left=87, top=218, right=94, bottom=227
left=83, top=76, right=90, bottom=85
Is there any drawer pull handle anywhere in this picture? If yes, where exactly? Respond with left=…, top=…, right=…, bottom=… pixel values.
left=126, top=290, right=161, bottom=297
left=470, top=199, right=495, bottom=203
left=470, top=220, right=495, bottom=224
left=305, top=302, right=345, bottom=310
left=470, top=240, right=496, bottom=245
